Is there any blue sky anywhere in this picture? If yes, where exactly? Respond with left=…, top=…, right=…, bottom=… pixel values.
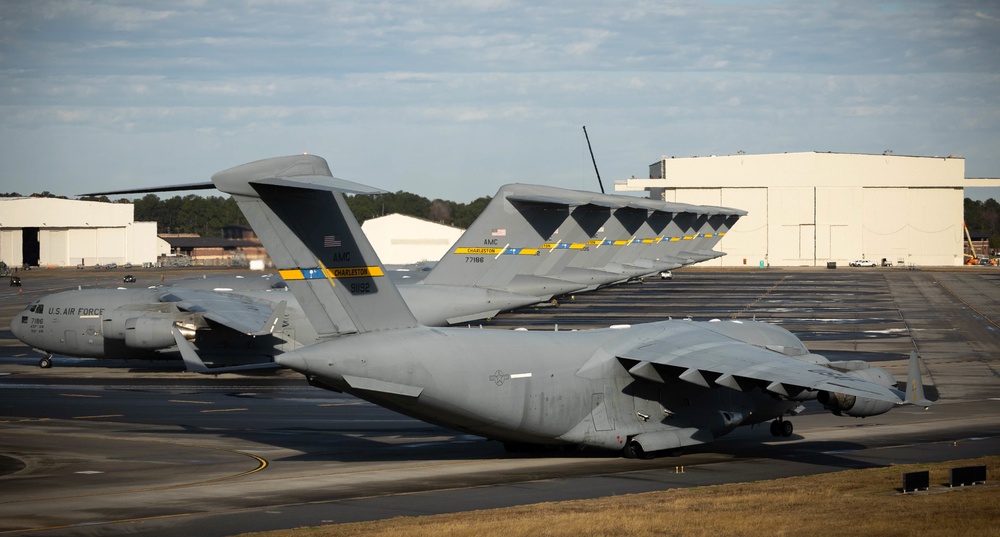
left=1, top=1, right=998, bottom=202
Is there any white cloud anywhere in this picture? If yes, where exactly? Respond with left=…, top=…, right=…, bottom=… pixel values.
left=0, top=1, right=997, bottom=200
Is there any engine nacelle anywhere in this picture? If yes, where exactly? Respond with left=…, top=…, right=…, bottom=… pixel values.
left=817, top=390, right=895, bottom=417
left=124, top=317, right=192, bottom=349
left=828, top=361, right=898, bottom=389
left=845, top=367, right=897, bottom=389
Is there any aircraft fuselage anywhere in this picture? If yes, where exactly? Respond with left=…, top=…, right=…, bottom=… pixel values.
left=10, top=289, right=173, bottom=359
left=278, top=320, right=803, bottom=451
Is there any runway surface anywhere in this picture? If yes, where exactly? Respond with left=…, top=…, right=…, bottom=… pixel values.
left=1, top=266, right=998, bottom=536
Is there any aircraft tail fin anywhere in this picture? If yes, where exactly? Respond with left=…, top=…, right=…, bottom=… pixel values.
left=211, top=155, right=420, bottom=337
left=420, top=184, right=564, bottom=290
left=904, top=351, right=932, bottom=408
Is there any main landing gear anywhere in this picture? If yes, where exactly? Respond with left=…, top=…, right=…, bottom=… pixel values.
left=38, top=355, right=53, bottom=369
left=770, top=419, right=793, bottom=437
left=622, top=440, right=645, bottom=459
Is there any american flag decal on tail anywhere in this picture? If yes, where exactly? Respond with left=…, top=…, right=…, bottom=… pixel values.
left=323, top=235, right=342, bottom=248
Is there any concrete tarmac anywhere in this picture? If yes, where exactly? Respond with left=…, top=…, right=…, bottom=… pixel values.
left=1, top=266, right=998, bottom=536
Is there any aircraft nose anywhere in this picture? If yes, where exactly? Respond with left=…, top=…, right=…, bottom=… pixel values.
left=9, top=313, right=26, bottom=343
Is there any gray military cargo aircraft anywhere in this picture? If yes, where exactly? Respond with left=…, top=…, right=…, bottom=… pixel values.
left=12, top=163, right=741, bottom=372
left=9, top=276, right=292, bottom=370
left=205, top=154, right=930, bottom=457
left=8, top=272, right=532, bottom=371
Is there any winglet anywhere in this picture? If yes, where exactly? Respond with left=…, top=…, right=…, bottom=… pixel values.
left=904, top=351, right=932, bottom=408
left=256, top=299, right=286, bottom=336
left=172, top=325, right=210, bottom=373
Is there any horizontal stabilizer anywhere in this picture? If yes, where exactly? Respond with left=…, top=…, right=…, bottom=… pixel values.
left=504, top=185, right=747, bottom=216
left=212, top=155, right=386, bottom=196
left=507, top=193, right=589, bottom=208
left=80, top=170, right=386, bottom=198
left=679, top=250, right=726, bottom=262
left=80, top=182, right=216, bottom=197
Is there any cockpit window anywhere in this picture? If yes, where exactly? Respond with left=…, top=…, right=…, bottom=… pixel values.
left=29, top=304, right=44, bottom=314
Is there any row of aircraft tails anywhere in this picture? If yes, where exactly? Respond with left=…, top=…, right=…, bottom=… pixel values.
left=12, top=156, right=741, bottom=370
left=11, top=154, right=931, bottom=458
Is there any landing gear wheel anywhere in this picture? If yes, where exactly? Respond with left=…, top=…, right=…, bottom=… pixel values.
left=771, top=419, right=793, bottom=437
left=38, top=356, right=53, bottom=369
left=622, top=440, right=645, bottom=459
left=780, top=420, right=793, bottom=437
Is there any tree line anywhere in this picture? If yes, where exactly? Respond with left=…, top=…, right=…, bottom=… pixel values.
left=964, top=197, right=1000, bottom=250
left=7, top=190, right=999, bottom=246
left=0, top=190, right=489, bottom=237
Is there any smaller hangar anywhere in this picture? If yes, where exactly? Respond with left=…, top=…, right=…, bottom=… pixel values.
left=0, top=197, right=159, bottom=268
left=616, top=152, right=1000, bottom=267
left=361, top=213, right=464, bottom=265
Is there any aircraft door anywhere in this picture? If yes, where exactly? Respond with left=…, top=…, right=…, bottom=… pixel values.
left=590, top=388, right=614, bottom=431
left=64, top=330, right=78, bottom=350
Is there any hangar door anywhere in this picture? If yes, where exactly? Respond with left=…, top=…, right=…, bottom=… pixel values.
left=22, top=228, right=40, bottom=267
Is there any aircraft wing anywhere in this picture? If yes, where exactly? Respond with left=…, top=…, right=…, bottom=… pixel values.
left=616, top=323, right=903, bottom=403
left=158, top=288, right=285, bottom=336
left=171, top=326, right=283, bottom=374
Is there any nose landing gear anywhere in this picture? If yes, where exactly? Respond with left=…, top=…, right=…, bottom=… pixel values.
left=38, top=355, right=53, bottom=369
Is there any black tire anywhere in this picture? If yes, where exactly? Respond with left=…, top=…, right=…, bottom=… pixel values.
left=39, top=356, right=52, bottom=369
left=622, top=440, right=644, bottom=459
left=781, top=420, right=793, bottom=437
left=770, top=420, right=781, bottom=437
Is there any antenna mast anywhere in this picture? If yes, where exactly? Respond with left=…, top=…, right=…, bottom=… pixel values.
left=582, top=126, right=605, bottom=194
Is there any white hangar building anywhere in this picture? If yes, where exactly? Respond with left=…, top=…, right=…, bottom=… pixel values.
left=0, top=198, right=161, bottom=268
left=616, top=152, right=1000, bottom=267
left=361, top=213, right=465, bottom=265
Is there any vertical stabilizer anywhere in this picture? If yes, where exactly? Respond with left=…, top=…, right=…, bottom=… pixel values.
left=421, top=184, right=569, bottom=290
left=905, top=351, right=932, bottom=407
left=211, top=155, right=419, bottom=337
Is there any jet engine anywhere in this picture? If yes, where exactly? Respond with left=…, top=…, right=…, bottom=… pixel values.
left=124, top=317, right=195, bottom=349
left=817, top=390, right=895, bottom=417
left=841, top=366, right=896, bottom=389
left=817, top=362, right=898, bottom=417
left=828, top=361, right=897, bottom=388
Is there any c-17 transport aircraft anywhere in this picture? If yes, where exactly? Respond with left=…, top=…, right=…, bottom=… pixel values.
left=11, top=166, right=743, bottom=372
left=200, top=154, right=930, bottom=457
